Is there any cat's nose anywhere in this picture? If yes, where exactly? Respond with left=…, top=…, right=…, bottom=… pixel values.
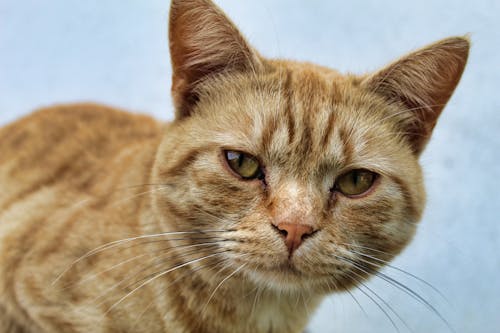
left=274, top=222, right=315, bottom=255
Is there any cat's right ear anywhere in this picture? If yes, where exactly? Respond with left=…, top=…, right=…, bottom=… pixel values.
left=169, top=0, right=262, bottom=119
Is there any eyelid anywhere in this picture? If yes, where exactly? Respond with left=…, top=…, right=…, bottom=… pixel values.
left=333, top=169, right=380, bottom=198
left=221, top=149, right=265, bottom=181
left=221, top=148, right=265, bottom=167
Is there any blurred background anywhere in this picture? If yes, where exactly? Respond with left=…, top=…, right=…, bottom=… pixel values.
left=1, top=0, right=499, bottom=332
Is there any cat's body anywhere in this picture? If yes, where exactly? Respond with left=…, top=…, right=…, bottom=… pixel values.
left=0, top=105, right=164, bottom=332
left=0, top=1, right=469, bottom=332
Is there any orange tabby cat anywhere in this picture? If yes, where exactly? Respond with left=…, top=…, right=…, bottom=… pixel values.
left=0, top=0, right=469, bottom=332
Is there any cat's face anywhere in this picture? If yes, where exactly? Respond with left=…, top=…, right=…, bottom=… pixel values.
left=153, top=62, right=424, bottom=293
left=152, top=0, right=468, bottom=294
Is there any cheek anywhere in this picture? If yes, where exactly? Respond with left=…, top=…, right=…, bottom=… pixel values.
left=234, top=212, right=283, bottom=251
left=330, top=192, right=418, bottom=256
left=192, top=169, right=263, bottom=217
left=157, top=155, right=265, bottom=228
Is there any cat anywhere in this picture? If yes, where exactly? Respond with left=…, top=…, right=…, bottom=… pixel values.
left=0, top=0, right=469, bottom=332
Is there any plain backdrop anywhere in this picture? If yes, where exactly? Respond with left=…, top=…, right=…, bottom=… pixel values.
left=1, top=1, right=499, bottom=332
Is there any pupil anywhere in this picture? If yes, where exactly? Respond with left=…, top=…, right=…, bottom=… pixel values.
left=353, top=171, right=359, bottom=185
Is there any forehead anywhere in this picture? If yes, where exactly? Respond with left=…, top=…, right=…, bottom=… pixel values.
left=199, top=63, right=404, bottom=176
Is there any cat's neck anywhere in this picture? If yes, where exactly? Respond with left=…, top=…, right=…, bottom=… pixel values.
left=152, top=263, right=323, bottom=333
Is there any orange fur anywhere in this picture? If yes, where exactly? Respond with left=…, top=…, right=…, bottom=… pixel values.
left=0, top=0, right=469, bottom=332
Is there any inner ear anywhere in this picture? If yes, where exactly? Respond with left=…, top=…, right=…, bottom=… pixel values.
left=362, top=37, right=469, bottom=155
left=169, top=0, right=262, bottom=119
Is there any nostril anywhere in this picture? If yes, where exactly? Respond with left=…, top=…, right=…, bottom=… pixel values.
left=272, top=224, right=288, bottom=238
left=301, top=229, right=317, bottom=241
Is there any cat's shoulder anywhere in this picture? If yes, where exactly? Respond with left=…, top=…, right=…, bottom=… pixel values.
left=1, top=103, right=164, bottom=154
left=0, top=104, right=165, bottom=198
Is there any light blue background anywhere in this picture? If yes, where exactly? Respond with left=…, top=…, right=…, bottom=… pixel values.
left=1, top=1, right=499, bottom=332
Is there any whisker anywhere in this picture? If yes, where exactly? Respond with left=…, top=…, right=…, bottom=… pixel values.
left=346, top=275, right=400, bottom=333
left=341, top=243, right=393, bottom=257
left=123, top=242, right=238, bottom=291
left=337, top=252, right=454, bottom=333
left=349, top=270, right=410, bottom=333
left=250, top=283, right=264, bottom=318
left=59, top=254, right=148, bottom=291
left=191, top=206, right=231, bottom=224
left=114, top=236, right=230, bottom=252
left=344, top=246, right=449, bottom=302
left=346, top=288, right=369, bottom=318
left=356, top=285, right=400, bottom=332
left=104, top=251, right=228, bottom=314
left=88, top=246, right=221, bottom=306
left=205, top=252, right=250, bottom=283
left=131, top=257, right=232, bottom=329
left=61, top=240, right=227, bottom=290
left=202, top=262, right=247, bottom=313
left=52, top=229, right=230, bottom=285
left=93, top=244, right=223, bottom=305
left=327, top=276, right=370, bottom=320
left=371, top=270, right=454, bottom=332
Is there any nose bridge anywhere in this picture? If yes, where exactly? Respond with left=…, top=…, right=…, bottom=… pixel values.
left=270, top=180, right=319, bottom=255
left=271, top=180, right=316, bottom=226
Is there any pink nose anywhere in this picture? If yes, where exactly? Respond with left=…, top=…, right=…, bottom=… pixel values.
left=274, top=222, right=314, bottom=255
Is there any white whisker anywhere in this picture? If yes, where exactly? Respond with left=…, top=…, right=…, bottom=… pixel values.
left=202, top=262, right=247, bottom=313
left=52, top=229, right=228, bottom=285
left=104, top=251, right=226, bottom=314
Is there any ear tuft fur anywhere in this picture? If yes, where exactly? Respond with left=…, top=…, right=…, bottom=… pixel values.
left=363, top=36, right=470, bottom=154
left=169, top=0, right=262, bottom=119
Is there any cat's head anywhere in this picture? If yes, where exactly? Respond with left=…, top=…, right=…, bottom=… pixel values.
left=152, top=0, right=469, bottom=293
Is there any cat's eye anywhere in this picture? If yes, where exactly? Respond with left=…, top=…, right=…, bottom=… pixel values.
left=224, top=150, right=263, bottom=180
left=335, top=169, right=377, bottom=197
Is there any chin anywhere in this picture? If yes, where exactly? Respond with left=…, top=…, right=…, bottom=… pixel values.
left=242, top=261, right=347, bottom=295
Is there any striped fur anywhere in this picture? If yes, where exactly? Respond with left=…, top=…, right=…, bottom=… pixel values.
left=0, top=0, right=468, bottom=332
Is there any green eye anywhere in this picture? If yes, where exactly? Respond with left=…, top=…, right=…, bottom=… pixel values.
left=224, top=150, right=263, bottom=180
left=335, top=169, right=377, bottom=196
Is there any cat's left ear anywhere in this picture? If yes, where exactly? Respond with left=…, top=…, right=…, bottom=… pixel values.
left=169, top=0, right=262, bottom=119
left=362, top=37, right=470, bottom=155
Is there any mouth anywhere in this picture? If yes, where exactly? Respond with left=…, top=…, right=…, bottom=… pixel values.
left=238, top=257, right=322, bottom=290
left=266, top=260, right=304, bottom=276
left=232, top=251, right=361, bottom=294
